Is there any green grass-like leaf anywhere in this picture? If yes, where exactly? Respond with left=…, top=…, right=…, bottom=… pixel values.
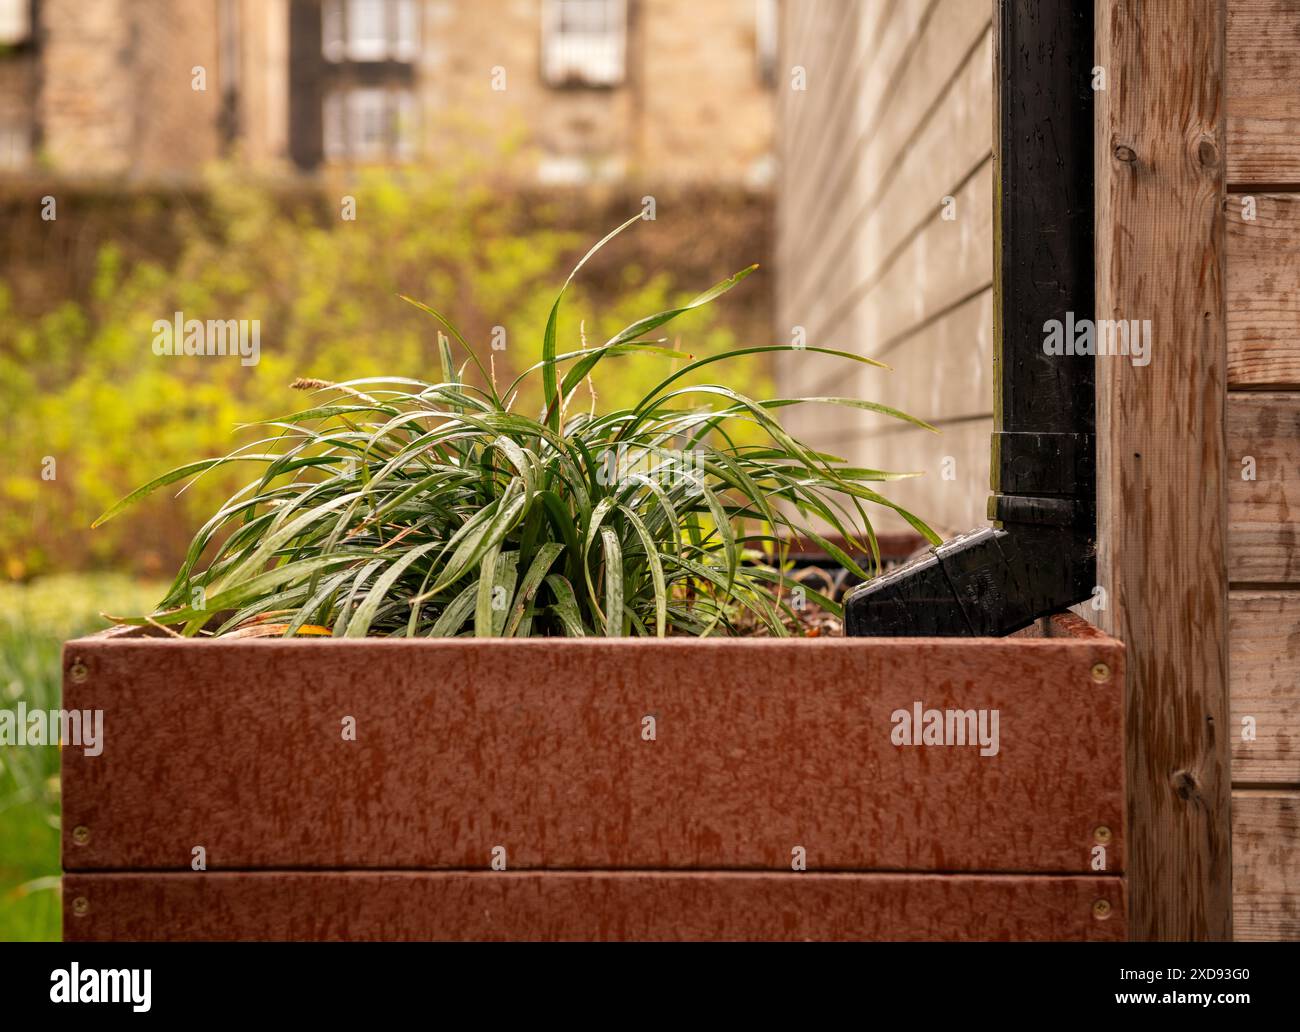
left=96, top=218, right=937, bottom=637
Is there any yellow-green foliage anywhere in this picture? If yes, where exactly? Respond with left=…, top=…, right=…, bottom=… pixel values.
left=0, top=165, right=767, bottom=577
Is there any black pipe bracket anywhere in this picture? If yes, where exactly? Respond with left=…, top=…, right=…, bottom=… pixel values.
left=844, top=1, right=1095, bottom=637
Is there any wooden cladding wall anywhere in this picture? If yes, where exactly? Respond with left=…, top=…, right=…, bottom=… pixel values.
left=774, top=0, right=994, bottom=539
left=1225, top=0, right=1300, bottom=941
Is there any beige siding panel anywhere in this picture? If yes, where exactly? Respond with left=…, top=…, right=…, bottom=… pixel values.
left=1226, top=0, right=1300, bottom=185
left=810, top=418, right=990, bottom=538
left=785, top=8, right=992, bottom=324
left=780, top=0, right=870, bottom=169
left=1230, top=592, right=1300, bottom=784
left=774, top=387, right=830, bottom=453
left=782, top=29, right=991, bottom=369
left=780, top=0, right=930, bottom=279
left=860, top=288, right=994, bottom=434
left=778, top=153, right=993, bottom=413
left=776, top=260, right=988, bottom=421
left=1233, top=792, right=1300, bottom=940
left=774, top=1, right=993, bottom=535
left=777, top=1, right=899, bottom=280
left=881, top=417, right=988, bottom=538
left=809, top=155, right=993, bottom=406
left=1227, top=393, right=1300, bottom=583
left=776, top=0, right=859, bottom=262
left=1226, top=192, right=1300, bottom=386
left=781, top=0, right=833, bottom=68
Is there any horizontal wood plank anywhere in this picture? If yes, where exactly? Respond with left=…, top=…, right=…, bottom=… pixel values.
left=62, top=871, right=1128, bottom=942
left=1232, top=791, right=1300, bottom=940
left=61, top=632, right=1123, bottom=873
left=1226, top=393, right=1300, bottom=582
left=1230, top=592, right=1300, bottom=783
left=1227, top=0, right=1300, bottom=184
left=1226, top=192, right=1300, bottom=386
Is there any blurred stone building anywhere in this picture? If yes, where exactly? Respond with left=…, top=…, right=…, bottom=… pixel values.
left=0, top=0, right=776, bottom=185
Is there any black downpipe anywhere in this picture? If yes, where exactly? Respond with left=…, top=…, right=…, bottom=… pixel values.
left=844, top=1, right=1095, bottom=636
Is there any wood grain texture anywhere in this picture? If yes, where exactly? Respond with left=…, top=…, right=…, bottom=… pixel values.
left=1226, top=193, right=1300, bottom=385
left=1222, top=30, right=1300, bottom=955
left=61, top=632, right=1124, bottom=874
left=1226, top=0, right=1300, bottom=185
left=1232, top=791, right=1300, bottom=940
left=62, top=871, right=1129, bottom=942
left=1227, top=393, right=1300, bottom=583
left=1230, top=593, right=1300, bottom=784
left=1095, top=0, right=1232, bottom=939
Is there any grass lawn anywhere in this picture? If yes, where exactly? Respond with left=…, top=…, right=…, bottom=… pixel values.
left=0, top=575, right=162, bottom=941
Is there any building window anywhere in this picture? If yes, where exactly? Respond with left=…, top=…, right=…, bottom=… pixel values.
left=324, top=87, right=417, bottom=162
left=0, top=0, right=31, bottom=45
left=322, top=0, right=419, bottom=63
left=316, top=0, right=420, bottom=164
left=541, top=0, right=627, bottom=88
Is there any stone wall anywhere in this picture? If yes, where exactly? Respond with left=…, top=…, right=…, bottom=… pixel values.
left=15, top=0, right=773, bottom=186
left=37, top=0, right=224, bottom=177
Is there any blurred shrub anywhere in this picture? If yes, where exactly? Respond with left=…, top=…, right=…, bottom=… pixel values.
left=0, top=163, right=770, bottom=577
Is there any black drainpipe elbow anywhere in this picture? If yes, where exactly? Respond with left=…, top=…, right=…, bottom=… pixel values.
left=845, top=1, right=1095, bottom=637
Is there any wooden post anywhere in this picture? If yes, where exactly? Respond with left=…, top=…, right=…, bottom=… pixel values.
left=1095, top=0, right=1232, bottom=939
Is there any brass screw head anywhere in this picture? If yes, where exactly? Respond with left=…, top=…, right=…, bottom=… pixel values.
left=69, top=660, right=88, bottom=684
left=1091, top=662, right=1111, bottom=684
left=72, top=825, right=90, bottom=846
left=71, top=896, right=90, bottom=917
left=1092, top=898, right=1113, bottom=920
left=1094, top=825, right=1113, bottom=845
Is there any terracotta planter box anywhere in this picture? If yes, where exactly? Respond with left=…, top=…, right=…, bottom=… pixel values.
left=60, top=613, right=1125, bottom=941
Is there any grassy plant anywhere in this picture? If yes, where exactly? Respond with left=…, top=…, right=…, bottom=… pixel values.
left=97, top=217, right=937, bottom=638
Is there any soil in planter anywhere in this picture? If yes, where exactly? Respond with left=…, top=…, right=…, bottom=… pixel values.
left=734, top=534, right=929, bottom=637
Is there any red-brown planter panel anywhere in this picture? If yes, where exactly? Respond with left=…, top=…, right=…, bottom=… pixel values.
left=61, top=620, right=1124, bottom=874
left=63, top=871, right=1128, bottom=942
